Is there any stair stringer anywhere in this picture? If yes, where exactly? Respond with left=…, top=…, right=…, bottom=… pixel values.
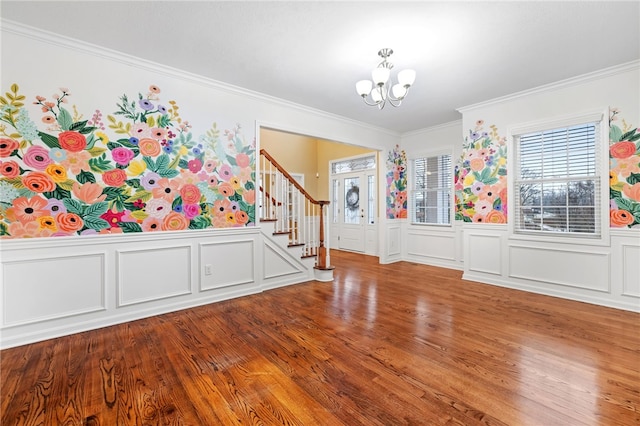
left=259, top=227, right=315, bottom=291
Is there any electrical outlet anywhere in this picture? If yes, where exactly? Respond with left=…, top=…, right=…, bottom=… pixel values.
left=205, top=264, right=212, bottom=275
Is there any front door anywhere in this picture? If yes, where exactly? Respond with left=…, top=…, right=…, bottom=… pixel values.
left=333, top=170, right=376, bottom=253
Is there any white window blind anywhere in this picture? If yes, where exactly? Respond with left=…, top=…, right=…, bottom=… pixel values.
left=514, top=122, right=600, bottom=236
left=411, top=154, right=451, bottom=225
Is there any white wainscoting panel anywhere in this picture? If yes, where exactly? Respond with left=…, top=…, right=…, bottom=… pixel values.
left=622, top=244, right=640, bottom=297
left=117, top=245, right=192, bottom=307
left=386, top=223, right=402, bottom=257
left=263, top=240, right=305, bottom=280
left=466, top=233, right=503, bottom=275
left=407, top=229, right=455, bottom=261
left=2, top=253, right=105, bottom=327
left=509, top=245, right=610, bottom=292
left=200, top=239, right=255, bottom=290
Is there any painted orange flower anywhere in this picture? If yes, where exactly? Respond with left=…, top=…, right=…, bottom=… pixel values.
left=45, top=163, right=68, bottom=182
left=141, top=217, right=162, bottom=232
left=37, top=216, right=57, bottom=231
left=213, top=199, right=231, bottom=216
left=0, top=160, right=20, bottom=178
left=218, top=182, right=235, bottom=197
left=152, top=178, right=181, bottom=202
left=56, top=212, right=84, bottom=232
left=0, top=138, right=19, bottom=157
left=10, top=196, right=49, bottom=224
left=610, top=209, right=634, bottom=227
left=138, top=138, right=161, bottom=157
left=7, top=221, right=52, bottom=238
left=622, top=183, right=640, bottom=202
left=161, top=211, right=189, bottom=231
left=235, top=210, right=249, bottom=225
left=72, top=181, right=107, bottom=204
left=22, top=171, right=56, bottom=193
left=61, top=151, right=91, bottom=175
left=469, top=158, right=485, bottom=172
left=180, top=183, right=201, bottom=204
left=58, top=131, right=87, bottom=152
left=485, top=210, right=506, bottom=223
left=102, top=168, right=127, bottom=187
left=610, top=141, right=636, bottom=159
left=242, top=189, right=255, bottom=204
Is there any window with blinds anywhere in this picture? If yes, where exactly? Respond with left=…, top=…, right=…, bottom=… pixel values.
left=514, top=122, right=600, bottom=236
left=411, top=154, right=451, bottom=225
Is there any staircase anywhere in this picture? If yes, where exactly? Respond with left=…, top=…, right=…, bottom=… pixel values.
left=258, top=149, right=334, bottom=282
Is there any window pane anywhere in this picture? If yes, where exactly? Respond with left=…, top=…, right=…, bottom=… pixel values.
left=411, top=154, right=451, bottom=225
left=515, top=121, right=600, bottom=237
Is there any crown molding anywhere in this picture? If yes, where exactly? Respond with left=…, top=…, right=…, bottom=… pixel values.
left=401, top=119, right=462, bottom=138
left=1, top=19, right=399, bottom=138
left=456, top=60, right=640, bottom=114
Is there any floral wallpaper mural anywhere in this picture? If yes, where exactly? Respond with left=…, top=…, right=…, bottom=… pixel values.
left=0, top=84, right=255, bottom=239
left=455, top=120, right=507, bottom=223
left=386, top=144, right=407, bottom=219
left=609, top=108, right=640, bottom=228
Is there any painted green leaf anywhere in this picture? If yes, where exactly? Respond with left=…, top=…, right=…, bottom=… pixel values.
left=610, top=124, right=623, bottom=142
left=57, top=107, right=73, bottom=131
left=628, top=173, right=640, bottom=185
left=157, top=168, right=179, bottom=178
left=610, top=188, right=622, bottom=199
left=63, top=198, right=83, bottom=215
left=615, top=197, right=634, bottom=211
left=38, top=131, right=61, bottom=149
left=143, top=156, right=156, bottom=171
left=89, top=155, right=113, bottom=173
left=79, top=125, right=97, bottom=135
left=125, top=190, right=152, bottom=203
left=119, top=222, right=143, bottom=233
left=0, top=222, right=9, bottom=236
left=76, top=170, right=96, bottom=184
left=172, top=196, right=183, bottom=209
left=83, top=216, right=110, bottom=231
left=620, top=129, right=638, bottom=141
left=57, top=179, right=76, bottom=191
left=84, top=201, right=109, bottom=218
left=44, top=187, right=70, bottom=200
left=189, top=216, right=210, bottom=229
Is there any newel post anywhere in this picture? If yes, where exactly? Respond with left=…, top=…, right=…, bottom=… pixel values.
left=316, top=201, right=332, bottom=270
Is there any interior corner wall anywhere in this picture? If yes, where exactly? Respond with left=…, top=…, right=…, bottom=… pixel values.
left=456, top=63, right=640, bottom=312
left=395, top=120, right=464, bottom=269
left=0, top=23, right=400, bottom=348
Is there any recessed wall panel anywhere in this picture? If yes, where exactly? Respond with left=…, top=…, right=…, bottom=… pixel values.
left=622, top=244, right=640, bottom=297
left=467, top=233, right=502, bottom=275
left=3, top=254, right=105, bottom=326
left=407, top=232, right=455, bottom=261
left=117, top=245, right=191, bottom=307
left=509, top=245, right=609, bottom=292
left=201, top=240, right=255, bottom=290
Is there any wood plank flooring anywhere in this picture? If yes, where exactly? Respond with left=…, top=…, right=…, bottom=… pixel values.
left=1, top=250, right=639, bottom=425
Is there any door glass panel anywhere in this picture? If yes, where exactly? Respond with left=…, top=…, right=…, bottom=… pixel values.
left=344, top=177, right=360, bottom=224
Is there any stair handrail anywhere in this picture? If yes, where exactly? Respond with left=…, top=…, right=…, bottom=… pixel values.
left=259, top=149, right=331, bottom=270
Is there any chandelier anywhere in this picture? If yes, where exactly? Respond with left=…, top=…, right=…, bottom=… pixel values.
left=355, top=48, right=416, bottom=109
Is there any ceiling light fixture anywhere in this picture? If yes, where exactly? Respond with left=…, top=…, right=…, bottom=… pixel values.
left=356, top=48, right=416, bottom=110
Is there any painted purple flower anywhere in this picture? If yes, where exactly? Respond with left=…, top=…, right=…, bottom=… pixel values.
left=173, top=204, right=183, bottom=213
left=46, top=198, right=66, bottom=216
left=111, top=147, right=135, bottom=166
left=229, top=201, right=239, bottom=212
left=157, top=104, right=167, bottom=114
left=471, top=182, right=485, bottom=195
left=129, top=137, right=139, bottom=145
left=141, top=172, right=161, bottom=190
left=139, top=99, right=154, bottom=111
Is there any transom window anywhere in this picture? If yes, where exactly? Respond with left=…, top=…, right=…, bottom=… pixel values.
left=411, top=154, right=452, bottom=225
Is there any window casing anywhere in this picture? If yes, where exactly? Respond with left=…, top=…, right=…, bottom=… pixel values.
left=511, top=111, right=607, bottom=241
left=411, top=154, right=452, bottom=225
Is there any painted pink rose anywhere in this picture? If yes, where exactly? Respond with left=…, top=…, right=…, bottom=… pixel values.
left=23, top=146, right=52, bottom=170
left=111, top=147, right=135, bottom=166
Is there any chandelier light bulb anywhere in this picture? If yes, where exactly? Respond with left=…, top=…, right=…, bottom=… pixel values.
left=355, top=48, right=416, bottom=109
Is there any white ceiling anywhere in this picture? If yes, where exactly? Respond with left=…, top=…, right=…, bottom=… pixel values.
left=2, top=1, right=639, bottom=134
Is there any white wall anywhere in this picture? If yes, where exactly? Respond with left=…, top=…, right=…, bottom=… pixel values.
left=395, top=120, right=464, bottom=269
left=0, top=22, right=400, bottom=348
left=456, top=63, right=640, bottom=312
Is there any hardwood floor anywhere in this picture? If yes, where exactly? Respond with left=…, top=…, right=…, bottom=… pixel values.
left=1, top=250, right=639, bottom=425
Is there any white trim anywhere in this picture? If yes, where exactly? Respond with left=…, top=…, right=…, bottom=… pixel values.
left=506, top=108, right=610, bottom=246
left=457, top=60, right=640, bottom=113
left=401, top=119, right=463, bottom=138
